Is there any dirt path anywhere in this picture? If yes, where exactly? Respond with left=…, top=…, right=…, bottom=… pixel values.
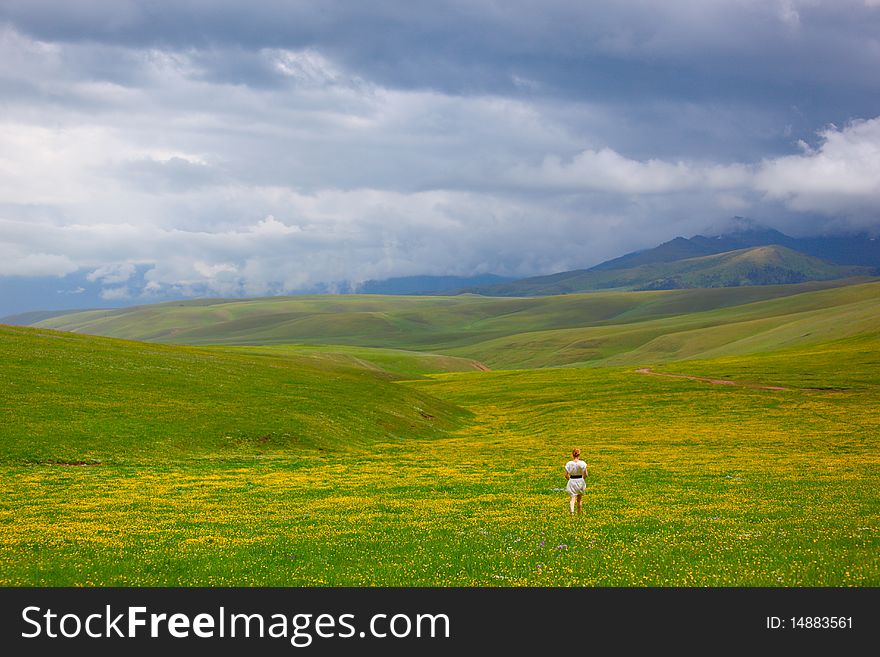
left=635, top=367, right=789, bottom=391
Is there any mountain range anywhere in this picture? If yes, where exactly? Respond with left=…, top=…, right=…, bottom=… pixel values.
left=456, top=226, right=879, bottom=297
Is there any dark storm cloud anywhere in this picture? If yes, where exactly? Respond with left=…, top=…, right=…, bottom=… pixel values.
left=4, top=0, right=879, bottom=159
left=0, top=4, right=874, bottom=78
left=4, top=2, right=879, bottom=94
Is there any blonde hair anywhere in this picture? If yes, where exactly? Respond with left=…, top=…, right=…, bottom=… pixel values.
left=571, top=448, right=581, bottom=459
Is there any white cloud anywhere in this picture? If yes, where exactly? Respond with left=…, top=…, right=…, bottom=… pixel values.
left=754, top=117, right=880, bottom=219
left=249, top=216, right=302, bottom=236
left=100, top=287, right=131, bottom=300
left=86, top=262, right=136, bottom=284
left=192, top=261, right=238, bottom=278
left=507, top=148, right=752, bottom=194
left=0, top=189, right=660, bottom=295
left=503, top=117, right=880, bottom=231
left=777, top=0, right=802, bottom=29
left=0, top=249, right=78, bottom=277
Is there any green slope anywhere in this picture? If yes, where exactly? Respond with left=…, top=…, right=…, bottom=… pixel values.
left=463, top=245, right=872, bottom=296
left=450, top=280, right=880, bottom=369
left=655, top=331, right=880, bottom=391
left=0, top=308, right=85, bottom=326
left=28, top=278, right=880, bottom=370
left=3, top=327, right=877, bottom=586
left=211, top=344, right=488, bottom=379
left=0, top=325, right=466, bottom=464
left=31, top=277, right=870, bottom=349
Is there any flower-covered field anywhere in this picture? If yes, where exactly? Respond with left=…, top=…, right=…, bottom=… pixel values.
left=1, top=326, right=877, bottom=586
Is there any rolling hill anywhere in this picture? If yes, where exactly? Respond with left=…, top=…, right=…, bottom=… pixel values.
left=0, top=324, right=466, bottom=464
left=22, top=277, right=880, bottom=370
left=0, top=309, right=86, bottom=326
left=452, top=281, right=880, bottom=369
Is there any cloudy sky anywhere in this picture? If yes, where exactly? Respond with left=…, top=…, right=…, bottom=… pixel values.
left=1, top=0, right=879, bottom=315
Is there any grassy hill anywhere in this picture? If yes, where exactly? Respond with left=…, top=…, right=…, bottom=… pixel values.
left=656, top=331, right=880, bottom=391
left=461, top=246, right=871, bottom=296
left=0, top=325, right=466, bottom=464
left=0, top=309, right=85, bottom=326
left=214, top=344, right=488, bottom=379
left=450, top=280, right=880, bottom=368
left=27, top=278, right=880, bottom=370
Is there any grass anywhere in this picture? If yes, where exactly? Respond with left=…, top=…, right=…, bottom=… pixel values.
left=446, top=280, right=880, bottom=368
left=654, top=332, right=880, bottom=391
left=30, top=280, right=880, bottom=373
left=210, top=343, right=487, bottom=379
left=0, top=325, right=465, bottom=464
left=32, top=278, right=874, bottom=354
left=1, top=317, right=877, bottom=585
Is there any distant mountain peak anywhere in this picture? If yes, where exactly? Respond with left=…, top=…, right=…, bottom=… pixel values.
left=460, top=228, right=879, bottom=297
left=698, top=217, right=791, bottom=242
left=589, top=234, right=711, bottom=272
left=703, top=215, right=773, bottom=236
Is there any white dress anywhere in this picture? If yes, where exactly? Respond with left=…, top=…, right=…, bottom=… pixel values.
left=565, top=459, right=587, bottom=496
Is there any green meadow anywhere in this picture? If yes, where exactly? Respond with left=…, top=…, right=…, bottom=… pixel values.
left=2, top=280, right=878, bottom=585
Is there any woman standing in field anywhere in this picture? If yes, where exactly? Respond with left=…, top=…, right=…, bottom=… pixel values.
left=564, top=448, right=588, bottom=515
